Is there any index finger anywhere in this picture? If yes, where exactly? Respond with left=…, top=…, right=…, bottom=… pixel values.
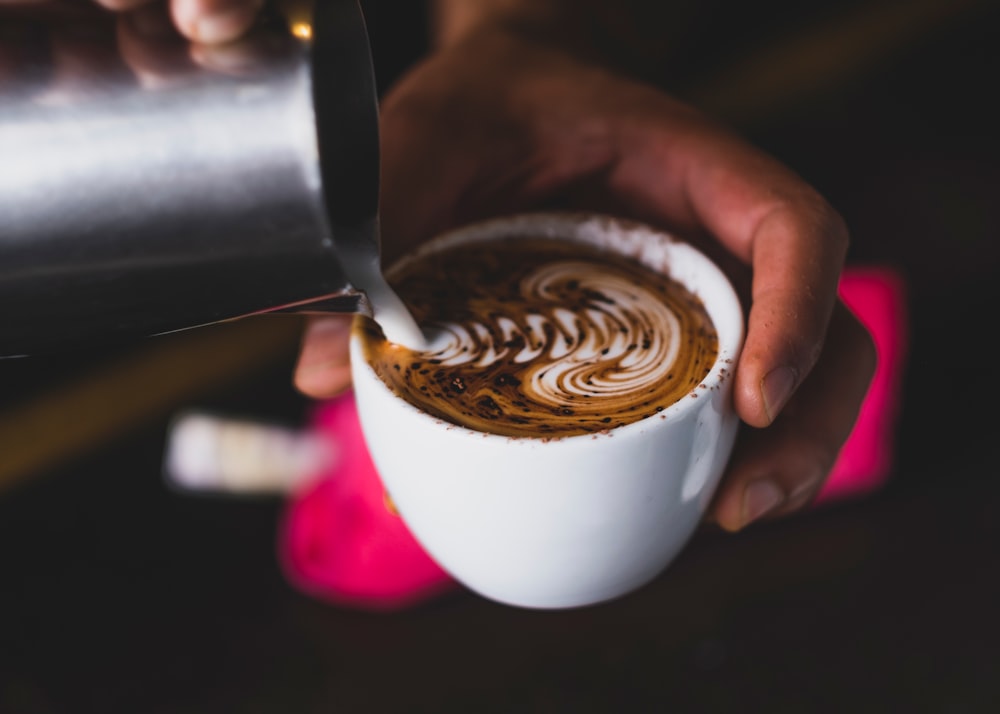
left=95, top=0, right=261, bottom=44
left=169, top=0, right=262, bottom=44
left=619, top=105, right=849, bottom=428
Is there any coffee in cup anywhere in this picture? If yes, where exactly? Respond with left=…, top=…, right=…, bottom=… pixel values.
left=349, top=212, right=744, bottom=609
left=356, top=234, right=719, bottom=438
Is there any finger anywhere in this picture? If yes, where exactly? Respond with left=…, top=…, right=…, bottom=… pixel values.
left=189, top=21, right=296, bottom=75
left=170, top=0, right=262, bottom=45
left=117, top=2, right=196, bottom=87
left=293, top=316, right=355, bottom=399
left=618, top=108, right=849, bottom=428
left=709, top=301, right=876, bottom=532
left=736, top=194, right=848, bottom=427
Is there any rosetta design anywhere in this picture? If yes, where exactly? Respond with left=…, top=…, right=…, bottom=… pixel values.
left=427, top=261, right=683, bottom=408
left=358, top=238, right=718, bottom=438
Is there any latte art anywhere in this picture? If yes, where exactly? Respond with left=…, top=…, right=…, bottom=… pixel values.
left=427, top=260, right=683, bottom=403
left=357, top=237, right=719, bottom=438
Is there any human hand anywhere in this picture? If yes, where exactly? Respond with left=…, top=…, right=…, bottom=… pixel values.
left=92, top=0, right=262, bottom=45
left=0, top=0, right=262, bottom=43
left=293, top=25, right=876, bottom=532
left=0, top=0, right=279, bottom=92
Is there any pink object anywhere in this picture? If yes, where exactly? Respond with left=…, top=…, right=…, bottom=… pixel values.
left=277, top=392, right=456, bottom=611
left=815, top=266, right=908, bottom=504
left=278, top=266, right=907, bottom=610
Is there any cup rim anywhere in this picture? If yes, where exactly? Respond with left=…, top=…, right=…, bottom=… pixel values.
left=354, top=211, right=745, bottom=443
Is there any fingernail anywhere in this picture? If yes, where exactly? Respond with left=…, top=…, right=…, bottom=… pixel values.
left=194, top=2, right=260, bottom=44
left=742, top=480, right=785, bottom=526
left=761, top=365, right=797, bottom=422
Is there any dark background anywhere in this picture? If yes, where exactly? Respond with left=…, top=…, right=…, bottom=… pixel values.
left=1, top=1, right=999, bottom=712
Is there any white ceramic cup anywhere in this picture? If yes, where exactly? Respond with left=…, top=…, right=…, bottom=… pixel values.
left=350, top=212, right=745, bottom=609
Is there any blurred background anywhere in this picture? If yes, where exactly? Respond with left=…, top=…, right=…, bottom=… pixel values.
left=1, top=0, right=999, bottom=712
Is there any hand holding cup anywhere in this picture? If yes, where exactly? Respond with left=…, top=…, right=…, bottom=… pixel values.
left=349, top=213, right=745, bottom=609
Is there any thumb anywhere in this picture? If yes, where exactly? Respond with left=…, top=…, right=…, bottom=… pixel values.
left=293, top=316, right=354, bottom=399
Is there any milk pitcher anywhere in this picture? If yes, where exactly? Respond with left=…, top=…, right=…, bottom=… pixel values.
left=0, top=0, right=380, bottom=356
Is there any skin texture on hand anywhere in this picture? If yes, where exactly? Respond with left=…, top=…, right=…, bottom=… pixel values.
left=0, top=0, right=261, bottom=44
left=0, top=0, right=293, bottom=94
left=293, top=24, right=877, bottom=533
left=94, top=0, right=262, bottom=44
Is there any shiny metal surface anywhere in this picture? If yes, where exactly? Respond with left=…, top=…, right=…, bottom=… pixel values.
left=0, top=0, right=380, bottom=356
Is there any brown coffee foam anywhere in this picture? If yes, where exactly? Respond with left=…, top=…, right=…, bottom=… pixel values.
left=357, top=237, right=718, bottom=438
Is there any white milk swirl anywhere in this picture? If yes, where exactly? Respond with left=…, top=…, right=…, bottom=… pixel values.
left=357, top=237, right=718, bottom=438
left=426, top=261, right=683, bottom=409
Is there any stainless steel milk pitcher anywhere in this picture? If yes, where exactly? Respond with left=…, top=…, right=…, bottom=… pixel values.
left=0, top=0, right=380, bottom=356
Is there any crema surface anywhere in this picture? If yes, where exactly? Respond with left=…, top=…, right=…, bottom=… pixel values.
left=357, top=238, right=718, bottom=438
